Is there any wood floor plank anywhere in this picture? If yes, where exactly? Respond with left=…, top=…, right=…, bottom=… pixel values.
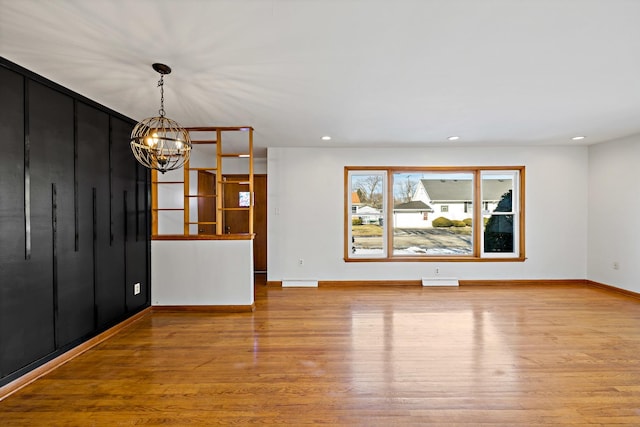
left=2, top=280, right=640, bottom=425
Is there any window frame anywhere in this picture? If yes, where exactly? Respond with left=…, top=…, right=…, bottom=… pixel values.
left=347, top=169, right=388, bottom=259
left=344, top=166, right=525, bottom=262
left=480, top=170, right=520, bottom=259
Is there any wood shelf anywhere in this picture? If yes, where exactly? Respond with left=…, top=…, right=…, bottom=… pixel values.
left=191, top=139, right=217, bottom=144
left=152, top=127, right=254, bottom=237
left=220, top=153, right=250, bottom=158
left=220, top=180, right=250, bottom=185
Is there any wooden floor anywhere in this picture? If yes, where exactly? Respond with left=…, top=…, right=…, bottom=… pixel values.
left=3, top=279, right=640, bottom=425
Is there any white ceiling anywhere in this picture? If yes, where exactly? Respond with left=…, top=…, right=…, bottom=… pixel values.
left=2, top=0, right=640, bottom=156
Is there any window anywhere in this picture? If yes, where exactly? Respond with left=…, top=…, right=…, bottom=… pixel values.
left=345, top=166, right=524, bottom=261
left=481, top=171, right=520, bottom=258
left=347, top=170, right=387, bottom=258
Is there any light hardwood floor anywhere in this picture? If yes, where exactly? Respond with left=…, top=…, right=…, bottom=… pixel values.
left=2, top=279, right=640, bottom=425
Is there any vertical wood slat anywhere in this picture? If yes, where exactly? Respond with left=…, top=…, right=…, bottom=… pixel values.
left=518, top=168, right=526, bottom=258
left=248, top=129, right=254, bottom=235
left=51, top=182, right=58, bottom=349
left=474, top=170, right=481, bottom=257
left=216, top=129, right=223, bottom=235
left=73, top=100, right=79, bottom=252
left=92, top=187, right=98, bottom=330
left=108, top=116, right=113, bottom=245
left=23, top=78, right=31, bottom=260
left=135, top=164, right=139, bottom=242
left=184, top=157, right=190, bottom=235
left=151, top=169, right=158, bottom=236
left=123, top=190, right=128, bottom=313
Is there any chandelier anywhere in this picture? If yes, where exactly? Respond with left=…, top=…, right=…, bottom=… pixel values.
left=130, top=63, right=191, bottom=173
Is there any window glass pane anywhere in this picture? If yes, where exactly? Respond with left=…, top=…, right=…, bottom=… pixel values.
left=482, top=175, right=513, bottom=213
left=482, top=172, right=516, bottom=254
left=483, top=214, right=514, bottom=253
left=392, top=172, right=473, bottom=255
left=350, top=172, right=385, bottom=257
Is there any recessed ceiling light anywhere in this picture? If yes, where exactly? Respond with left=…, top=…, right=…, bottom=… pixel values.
left=571, top=136, right=586, bottom=141
left=447, top=136, right=460, bottom=141
left=321, top=135, right=332, bottom=141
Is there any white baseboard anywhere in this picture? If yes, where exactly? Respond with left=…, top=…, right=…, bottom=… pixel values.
left=282, top=280, right=319, bottom=288
left=422, top=277, right=459, bottom=287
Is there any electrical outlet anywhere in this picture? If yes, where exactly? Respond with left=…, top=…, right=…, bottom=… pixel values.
left=134, top=282, right=141, bottom=295
left=613, top=262, right=620, bottom=270
left=298, top=258, right=304, bottom=266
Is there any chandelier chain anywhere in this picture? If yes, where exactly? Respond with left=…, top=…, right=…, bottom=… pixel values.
left=158, top=74, right=165, bottom=117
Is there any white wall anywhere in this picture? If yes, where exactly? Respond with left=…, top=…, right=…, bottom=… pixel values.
left=268, top=146, right=589, bottom=282
left=152, top=240, right=254, bottom=305
left=588, top=134, right=640, bottom=292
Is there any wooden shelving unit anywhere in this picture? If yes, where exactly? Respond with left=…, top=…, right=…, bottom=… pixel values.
left=151, top=126, right=254, bottom=238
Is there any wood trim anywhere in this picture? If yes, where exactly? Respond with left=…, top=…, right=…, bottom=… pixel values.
left=186, top=126, right=253, bottom=132
left=519, top=167, right=526, bottom=259
left=343, top=167, right=349, bottom=261
left=321, top=280, right=422, bottom=287
left=344, top=256, right=527, bottom=262
left=216, top=129, right=223, bottom=235
left=460, top=279, right=588, bottom=286
left=152, top=304, right=256, bottom=313
left=473, top=170, right=481, bottom=257
left=152, top=233, right=255, bottom=241
left=0, top=307, right=151, bottom=402
left=269, top=279, right=589, bottom=287
left=248, top=128, right=254, bottom=235
left=151, top=169, right=158, bottom=235
left=585, top=280, right=640, bottom=300
left=344, top=165, right=526, bottom=262
left=183, top=157, right=190, bottom=235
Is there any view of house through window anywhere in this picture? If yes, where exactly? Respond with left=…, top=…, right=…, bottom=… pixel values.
left=346, top=167, right=523, bottom=261
left=392, top=172, right=474, bottom=256
left=349, top=171, right=386, bottom=257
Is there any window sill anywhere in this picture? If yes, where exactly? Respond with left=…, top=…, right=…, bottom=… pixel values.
left=344, top=256, right=526, bottom=263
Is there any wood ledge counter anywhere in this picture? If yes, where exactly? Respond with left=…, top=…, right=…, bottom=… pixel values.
left=152, top=234, right=255, bottom=241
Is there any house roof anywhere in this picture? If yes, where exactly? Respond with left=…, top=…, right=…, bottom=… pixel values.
left=420, top=179, right=512, bottom=202
left=356, top=206, right=381, bottom=214
left=351, top=192, right=361, bottom=204
left=394, top=200, right=433, bottom=212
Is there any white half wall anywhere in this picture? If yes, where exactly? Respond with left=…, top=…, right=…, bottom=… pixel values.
left=588, top=134, right=640, bottom=292
left=152, top=240, right=254, bottom=305
left=267, top=146, right=588, bottom=282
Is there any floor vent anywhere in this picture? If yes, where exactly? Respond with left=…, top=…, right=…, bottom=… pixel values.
left=282, top=280, right=319, bottom=288
left=422, top=277, right=460, bottom=287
